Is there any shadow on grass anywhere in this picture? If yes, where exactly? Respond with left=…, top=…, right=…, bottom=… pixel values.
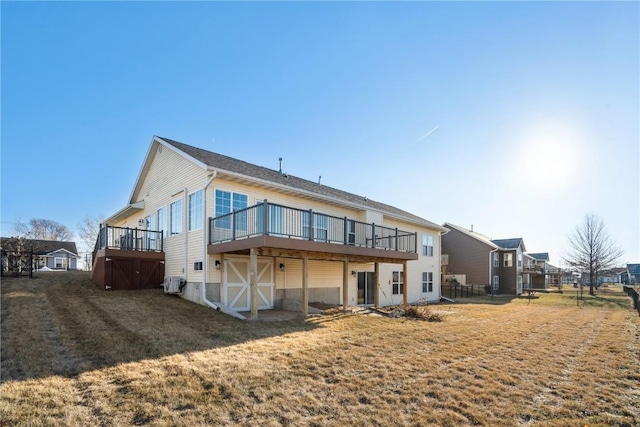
left=439, top=295, right=520, bottom=305
left=1, top=272, right=324, bottom=382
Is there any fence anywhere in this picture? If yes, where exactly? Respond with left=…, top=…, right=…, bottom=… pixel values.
left=441, top=283, right=489, bottom=299
left=623, top=286, right=640, bottom=316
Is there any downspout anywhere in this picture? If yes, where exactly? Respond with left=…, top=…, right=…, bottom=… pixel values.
left=200, top=170, right=245, bottom=320
left=438, top=228, right=449, bottom=302
left=183, top=187, right=188, bottom=280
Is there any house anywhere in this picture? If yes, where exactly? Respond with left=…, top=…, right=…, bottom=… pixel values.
left=619, top=264, right=640, bottom=285
left=0, top=238, right=79, bottom=273
left=441, top=223, right=527, bottom=295
left=93, top=136, right=447, bottom=319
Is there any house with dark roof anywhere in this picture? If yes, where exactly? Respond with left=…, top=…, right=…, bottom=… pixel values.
left=619, top=264, right=640, bottom=285
left=93, top=136, right=447, bottom=319
left=441, top=223, right=527, bottom=295
left=1, top=238, right=79, bottom=272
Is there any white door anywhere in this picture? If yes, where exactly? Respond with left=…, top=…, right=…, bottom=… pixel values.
left=224, top=257, right=274, bottom=311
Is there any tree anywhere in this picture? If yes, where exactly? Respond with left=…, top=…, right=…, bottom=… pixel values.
left=77, top=215, right=104, bottom=252
left=18, top=218, right=73, bottom=241
left=563, top=213, right=623, bottom=296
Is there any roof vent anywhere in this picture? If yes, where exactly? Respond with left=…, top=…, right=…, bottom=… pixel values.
left=278, top=157, right=283, bottom=174
left=318, top=175, right=322, bottom=185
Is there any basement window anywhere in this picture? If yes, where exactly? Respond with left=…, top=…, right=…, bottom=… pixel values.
left=194, top=262, right=203, bottom=271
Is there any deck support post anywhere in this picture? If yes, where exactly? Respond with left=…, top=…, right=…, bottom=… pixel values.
left=343, top=260, right=349, bottom=311
left=374, top=262, right=380, bottom=307
left=250, top=248, right=258, bottom=320
left=302, top=256, right=309, bottom=316
left=402, top=260, right=408, bottom=305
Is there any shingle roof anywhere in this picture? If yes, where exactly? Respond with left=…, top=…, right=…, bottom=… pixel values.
left=442, top=223, right=498, bottom=248
left=0, top=238, right=78, bottom=255
left=628, top=264, right=640, bottom=274
left=158, top=136, right=445, bottom=231
left=491, top=238, right=524, bottom=250
left=528, top=253, right=549, bottom=261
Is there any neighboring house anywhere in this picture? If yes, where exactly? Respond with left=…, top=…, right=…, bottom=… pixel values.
left=0, top=238, right=79, bottom=272
left=619, top=264, right=640, bottom=285
left=93, top=135, right=447, bottom=319
left=441, top=223, right=527, bottom=295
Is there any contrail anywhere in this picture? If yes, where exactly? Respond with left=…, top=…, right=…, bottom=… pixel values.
left=417, top=125, right=439, bottom=142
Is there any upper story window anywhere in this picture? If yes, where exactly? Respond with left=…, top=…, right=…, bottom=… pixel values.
left=504, top=253, right=513, bottom=267
left=170, top=199, right=182, bottom=235
left=214, top=190, right=248, bottom=229
left=517, top=253, right=522, bottom=268
left=493, top=252, right=499, bottom=267
left=422, top=234, right=434, bottom=256
left=188, top=190, right=203, bottom=231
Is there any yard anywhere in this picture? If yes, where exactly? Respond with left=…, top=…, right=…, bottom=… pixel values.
left=1, top=272, right=639, bottom=426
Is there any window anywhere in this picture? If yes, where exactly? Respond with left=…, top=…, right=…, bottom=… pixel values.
left=188, top=190, right=203, bottom=231
left=214, top=190, right=247, bottom=229
left=145, top=213, right=158, bottom=250
left=493, top=252, right=499, bottom=267
left=422, top=272, right=433, bottom=293
left=392, top=271, right=404, bottom=295
left=503, top=253, right=513, bottom=267
left=170, top=199, right=182, bottom=235
left=517, top=253, right=522, bottom=268
left=422, top=234, right=434, bottom=256
left=304, top=213, right=328, bottom=241
left=493, top=275, right=499, bottom=290
left=193, top=262, right=203, bottom=271
left=145, top=214, right=157, bottom=231
left=55, top=257, right=66, bottom=269
left=157, top=207, right=167, bottom=238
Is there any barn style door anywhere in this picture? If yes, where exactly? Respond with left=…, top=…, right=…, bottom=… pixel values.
left=224, top=258, right=274, bottom=311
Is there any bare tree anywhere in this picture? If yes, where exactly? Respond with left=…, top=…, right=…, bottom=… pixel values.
left=77, top=215, right=104, bottom=251
left=563, top=213, right=623, bottom=296
left=23, top=218, right=73, bottom=241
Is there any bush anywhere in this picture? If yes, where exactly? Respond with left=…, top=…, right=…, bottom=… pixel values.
left=402, top=305, right=443, bottom=322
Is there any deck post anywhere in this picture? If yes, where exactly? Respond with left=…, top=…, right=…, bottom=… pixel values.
left=250, top=248, right=258, bottom=320
left=343, top=260, right=349, bottom=311
left=402, top=260, right=408, bottom=305
left=374, top=262, right=380, bottom=307
left=302, top=256, right=309, bottom=316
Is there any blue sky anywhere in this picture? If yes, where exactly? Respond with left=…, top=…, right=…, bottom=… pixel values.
left=2, top=1, right=638, bottom=265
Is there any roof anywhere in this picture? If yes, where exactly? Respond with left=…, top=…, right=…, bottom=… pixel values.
left=491, top=238, right=525, bottom=250
left=152, top=136, right=446, bottom=231
left=528, top=253, right=550, bottom=261
left=442, top=223, right=498, bottom=249
left=0, top=238, right=78, bottom=256
left=628, top=264, right=640, bottom=274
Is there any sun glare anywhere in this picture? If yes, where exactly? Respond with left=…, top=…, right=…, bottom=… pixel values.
left=512, top=119, right=584, bottom=192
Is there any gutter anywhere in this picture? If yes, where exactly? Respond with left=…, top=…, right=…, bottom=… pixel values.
left=489, top=248, right=499, bottom=291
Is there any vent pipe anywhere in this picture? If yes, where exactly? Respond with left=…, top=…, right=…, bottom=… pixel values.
left=279, top=157, right=283, bottom=174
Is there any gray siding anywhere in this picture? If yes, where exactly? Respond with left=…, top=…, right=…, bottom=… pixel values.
left=442, top=227, right=493, bottom=286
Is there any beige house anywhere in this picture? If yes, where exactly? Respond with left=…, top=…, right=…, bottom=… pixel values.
left=93, top=136, right=446, bottom=319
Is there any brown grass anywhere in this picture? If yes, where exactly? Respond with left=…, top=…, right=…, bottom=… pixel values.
left=1, top=272, right=639, bottom=426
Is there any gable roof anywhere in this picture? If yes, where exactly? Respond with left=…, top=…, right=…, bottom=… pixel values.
left=0, top=238, right=78, bottom=256
left=443, top=223, right=499, bottom=249
left=491, top=238, right=525, bottom=251
left=528, top=252, right=550, bottom=261
left=115, top=135, right=446, bottom=231
left=628, top=264, right=640, bottom=274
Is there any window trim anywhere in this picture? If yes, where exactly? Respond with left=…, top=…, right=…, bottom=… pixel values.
left=188, top=190, right=204, bottom=231
left=170, top=199, right=183, bottom=235
left=422, top=234, right=434, bottom=257
left=392, top=271, right=404, bottom=295
left=422, top=271, right=433, bottom=293
left=493, top=252, right=499, bottom=267
left=492, top=275, right=499, bottom=290
left=503, top=253, right=513, bottom=267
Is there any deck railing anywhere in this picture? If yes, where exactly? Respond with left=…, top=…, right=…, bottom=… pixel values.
left=209, top=200, right=418, bottom=253
left=92, top=225, right=164, bottom=264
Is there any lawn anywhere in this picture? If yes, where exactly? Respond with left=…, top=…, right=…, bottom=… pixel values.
left=1, top=272, right=639, bottom=426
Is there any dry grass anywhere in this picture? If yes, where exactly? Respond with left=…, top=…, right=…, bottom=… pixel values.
left=1, top=272, right=639, bottom=426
